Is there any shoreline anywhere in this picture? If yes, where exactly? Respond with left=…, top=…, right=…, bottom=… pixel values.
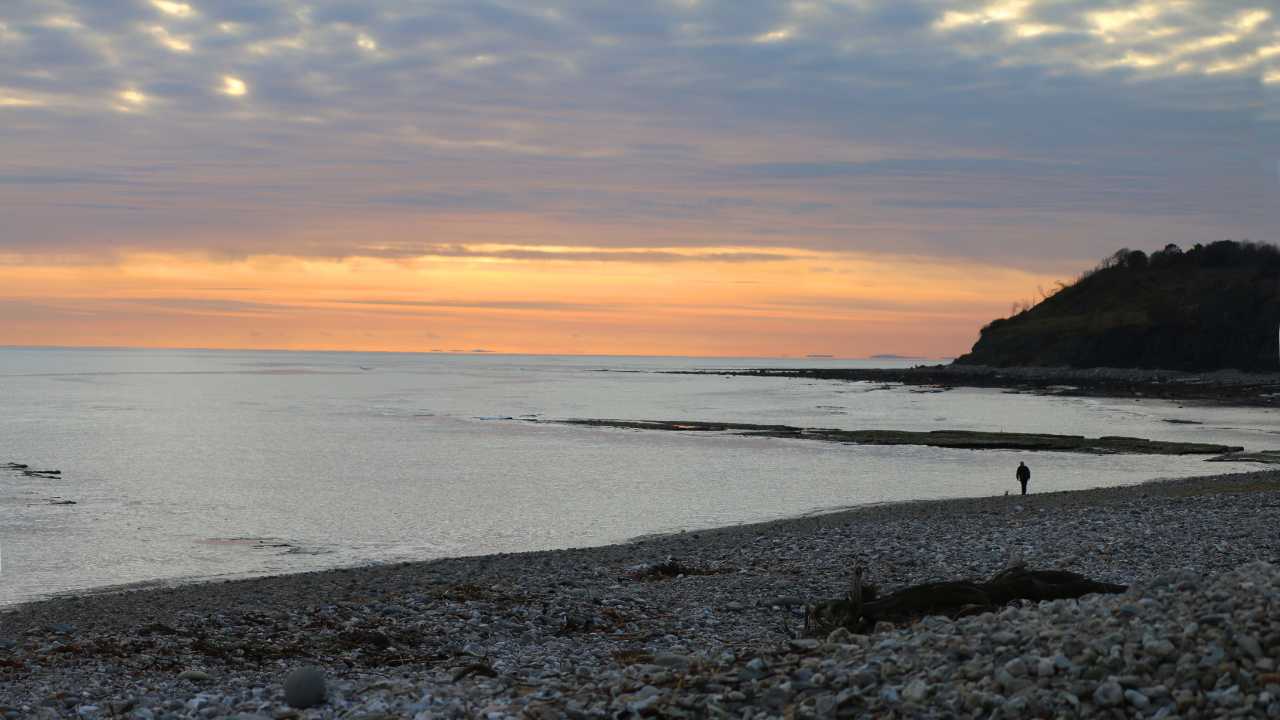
left=630, top=467, right=1280, bottom=542
left=691, top=364, right=1280, bottom=407
left=5, top=469, right=1278, bottom=614
left=3, top=467, right=1268, bottom=615
left=3, top=469, right=1279, bottom=717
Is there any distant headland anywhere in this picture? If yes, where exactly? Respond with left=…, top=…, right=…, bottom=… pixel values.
left=958, top=240, right=1280, bottom=372
left=694, top=241, right=1280, bottom=405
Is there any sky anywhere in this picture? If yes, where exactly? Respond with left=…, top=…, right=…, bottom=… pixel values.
left=1, top=0, right=1277, bottom=357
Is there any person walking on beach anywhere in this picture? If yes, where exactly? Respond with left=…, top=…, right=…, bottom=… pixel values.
left=1016, top=461, right=1031, bottom=496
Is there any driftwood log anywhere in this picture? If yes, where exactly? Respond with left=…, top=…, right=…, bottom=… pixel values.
left=805, top=564, right=1127, bottom=636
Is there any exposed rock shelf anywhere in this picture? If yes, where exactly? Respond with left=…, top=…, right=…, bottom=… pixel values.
left=683, top=364, right=1280, bottom=406
left=550, top=418, right=1246, bottom=455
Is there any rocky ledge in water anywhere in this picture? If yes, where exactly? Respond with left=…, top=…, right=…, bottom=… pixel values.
left=686, top=365, right=1280, bottom=407
left=549, top=418, right=1246, bottom=455
left=1208, top=450, right=1280, bottom=466
left=1, top=471, right=1278, bottom=718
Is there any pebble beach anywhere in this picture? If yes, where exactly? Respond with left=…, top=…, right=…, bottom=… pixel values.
left=2, top=470, right=1278, bottom=719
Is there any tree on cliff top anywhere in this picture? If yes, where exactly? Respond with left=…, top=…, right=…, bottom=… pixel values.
left=958, top=240, right=1280, bottom=372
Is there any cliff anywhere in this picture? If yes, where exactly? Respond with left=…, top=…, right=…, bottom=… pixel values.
left=956, top=240, right=1280, bottom=372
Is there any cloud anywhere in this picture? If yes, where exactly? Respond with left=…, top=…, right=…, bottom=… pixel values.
left=108, top=297, right=293, bottom=314
left=734, top=157, right=1095, bottom=180
left=335, top=244, right=800, bottom=263
left=0, top=169, right=134, bottom=185
left=326, top=298, right=615, bottom=312
left=0, top=0, right=1272, bottom=271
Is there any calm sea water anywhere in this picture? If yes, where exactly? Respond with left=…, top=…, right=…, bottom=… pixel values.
left=1, top=347, right=1277, bottom=606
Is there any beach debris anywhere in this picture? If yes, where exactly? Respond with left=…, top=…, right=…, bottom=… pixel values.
left=806, top=564, right=1127, bottom=636
left=450, top=661, right=498, bottom=682
left=337, top=628, right=391, bottom=650
left=283, top=666, right=327, bottom=709
left=624, top=556, right=728, bottom=581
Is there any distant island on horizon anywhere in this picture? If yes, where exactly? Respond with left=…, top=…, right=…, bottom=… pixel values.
left=803, top=353, right=939, bottom=361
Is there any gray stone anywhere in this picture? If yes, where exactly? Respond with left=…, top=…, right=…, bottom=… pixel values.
left=283, top=667, right=327, bottom=709
left=1124, top=689, right=1150, bottom=709
left=1238, top=635, right=1263, bottom=659
left=1094, top=681, right=1124, bottom=707
left=902, top=680, right=928, bottom=703
left=653, top=654, right=691, bottom=670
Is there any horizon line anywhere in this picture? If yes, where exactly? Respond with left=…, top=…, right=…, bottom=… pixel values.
left=0, top=343, right=949, bottom=362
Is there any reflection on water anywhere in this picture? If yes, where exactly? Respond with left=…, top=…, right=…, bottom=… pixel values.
left=1, top=347, right=1277, bottom=605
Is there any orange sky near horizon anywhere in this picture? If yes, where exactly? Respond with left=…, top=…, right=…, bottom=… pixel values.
left=0, top=247, right=1065, bottom=357
left=2, top=2, right=1272, bottom=357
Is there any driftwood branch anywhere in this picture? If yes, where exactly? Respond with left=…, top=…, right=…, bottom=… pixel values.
left=847, top=565, right=864, bottom=624
left=806, top=565, right=1126, bottom=636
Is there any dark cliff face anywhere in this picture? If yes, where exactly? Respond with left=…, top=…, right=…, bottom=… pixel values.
left=956, top=241, right=1280, bottom=372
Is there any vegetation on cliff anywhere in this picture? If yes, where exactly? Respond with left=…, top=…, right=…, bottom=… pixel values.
left=957, top=240, right=1280, bottom=371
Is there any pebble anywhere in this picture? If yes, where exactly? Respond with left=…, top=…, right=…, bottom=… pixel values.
left=902, top=679, right=928, bottom=702
left=283, top=667, right=326, bottom=709
left=1125, top=688, right=1151, bottom=708
left=1238, top=635, right=1263, bottom=658
left=653, top=653, right=691, bottom=670
left=1003, top=658, right=1027, bottom=677
left=1094, top=680, right=1124, bottom=707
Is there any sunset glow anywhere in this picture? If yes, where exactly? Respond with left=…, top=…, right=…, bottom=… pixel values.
left=1, top=0, right=1275, bottom=356
left=0, top=249, right=1061, bottom=357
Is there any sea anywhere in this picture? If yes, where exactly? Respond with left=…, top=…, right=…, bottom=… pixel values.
left=2, top=347, right=1277, bottom=607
